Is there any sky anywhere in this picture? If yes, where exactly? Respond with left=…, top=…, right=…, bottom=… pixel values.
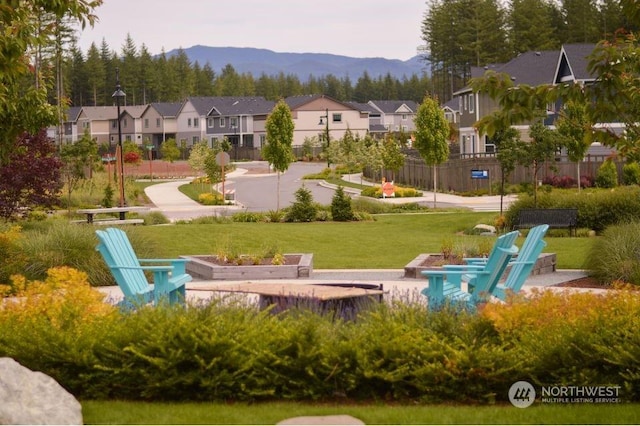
left=76, top=0, right=426, bottom=61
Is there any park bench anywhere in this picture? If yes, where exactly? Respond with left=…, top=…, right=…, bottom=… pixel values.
left=515, top=208, right=577, bottom=236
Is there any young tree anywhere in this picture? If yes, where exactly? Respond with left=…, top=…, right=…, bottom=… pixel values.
left=413, top=94, right=450, bottom=207
left=262, top=99, right=295, bottom=211
left=160, top=138, right=181, bottom=163
left=555, top=100, right=591, bottom=190
left=492, top=125, right=523, bottom=215
left=522, top=121, right=560, bottom=205
left=381, top=134, right=405, bottom=181
left=60, top=130, right=98, bottom=211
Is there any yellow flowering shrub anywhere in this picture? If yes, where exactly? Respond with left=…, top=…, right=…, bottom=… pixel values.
left=0, top=225, right=28, bottom=288
left=198, top=192, right=224, bottom=205
left=0, top=266, right=116, bottom=329
left=480, top=287, right=640, bottom=336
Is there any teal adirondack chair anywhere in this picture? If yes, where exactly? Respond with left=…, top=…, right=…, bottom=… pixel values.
left=454, top=224, right=549, bottom=301
left=96, top=227, right=191, bottom=307
left=420, top=232, right=519, bottom=310
left=492, top=224, right=549, bottom=301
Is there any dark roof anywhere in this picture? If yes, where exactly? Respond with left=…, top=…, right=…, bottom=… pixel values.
left=284, top=94, right=322, bottom=109
left=498, top=50, right=559, bottom=86
left=443, top=97, right=458, bottom=111
left=207, top=97, right=275, bottom=116
left=345, top=101, right=379, bottom=115
left=149, top=102, right=183, bottom=117
left=556, top=43, right=596, bottom=83
left=64, top=106, right=83, bottom=122
left=369, top=124, right=388, bottom=133
left=368, top=100, right=419, bottom=113
left=186, top=97, right=220, bottom=115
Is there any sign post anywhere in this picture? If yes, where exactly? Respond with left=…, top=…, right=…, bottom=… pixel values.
left=145, top=143, right=154, bottom=181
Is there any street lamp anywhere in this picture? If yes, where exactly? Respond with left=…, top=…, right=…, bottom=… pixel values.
left=318, top=108, right=329, bottom=166
left=112, top=68, right=126, bottom=207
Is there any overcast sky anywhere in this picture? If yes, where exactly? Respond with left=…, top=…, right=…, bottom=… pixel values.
left=76, top=0, right=426, bottom=61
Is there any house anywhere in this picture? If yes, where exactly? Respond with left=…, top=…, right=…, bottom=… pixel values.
left=140, top=102, right=182, bottom=155
left=76, top=106, right=119, bottom=147
left=284, top=95, right=370, bottom=147
left=455, top=44, right=615, bottom=157
left=367, top=100, right=419, bottom=133
left=345, top=101, right=387, bottom=136
left=60, top=106, right=83, bottom=144
left=117, top=105, right=147, bottom=146
left=176, top=97, right=218, bottom=148
left=205, top=97, right=275, bottom=151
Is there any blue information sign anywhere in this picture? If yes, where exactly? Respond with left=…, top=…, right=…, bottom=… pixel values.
left=471, top=169, right=489, bottom=179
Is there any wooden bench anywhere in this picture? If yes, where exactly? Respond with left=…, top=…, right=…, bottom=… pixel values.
left=515, top=208, right=578, bottom=236
left=75, top=206, right=149, bottom=225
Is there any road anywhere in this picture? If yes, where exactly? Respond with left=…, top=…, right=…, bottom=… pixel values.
left=226, top=162, right=336, bottom=212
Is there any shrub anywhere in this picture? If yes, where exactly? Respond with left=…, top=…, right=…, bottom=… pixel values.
left=231, top=211, right=266, bottom=222
left=142, top=211, right=170, bottom=225
left=285, top=186, right=317, bottom=222
left=0, top=225, right=28, bottom=288
left=585, top=221, right=640, bottom=285
left=595, top=159, right=618, bottom=188
left=330, top=186, right=354, bottom=221
left=542, top=175, right=576, bottom=188
left=198, top=192, right=224, bottom=205
left=622, top=162, right=640, bottom=185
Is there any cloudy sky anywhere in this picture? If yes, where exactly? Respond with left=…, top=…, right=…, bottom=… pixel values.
left=76, top=0, right=426, bottom=60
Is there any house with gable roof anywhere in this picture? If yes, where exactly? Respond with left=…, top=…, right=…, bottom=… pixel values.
left=140, top=102, right=183, bottom=153
left=367, top=100, right=419, bottom=133
left=284, top=95, right=370, bottom=147
left=117, top=105, right=147, bottom=146
left=76, top=106, right=118, bottom=146
left=176, top=97, right=219, bottom=148
left=60, top=106, right=83, bottom=144
left=205, top=96, right=275, bottom=152
left=454, top=43, right=616, bottom=157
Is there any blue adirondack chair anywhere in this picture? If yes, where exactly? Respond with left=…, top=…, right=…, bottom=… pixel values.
left=454, top=225, right=549, bottom=301
left=420, top=232, right=519, bottom=310
left=492, top=224, right=549, bottom=301
left=95, top=227, right=191, bottom=307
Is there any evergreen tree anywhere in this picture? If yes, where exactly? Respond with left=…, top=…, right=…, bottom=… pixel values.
left=509, top=0, right=560, bottom=53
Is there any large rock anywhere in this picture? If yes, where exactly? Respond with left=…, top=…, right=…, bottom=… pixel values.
left=0, top=358, right=82, bottom=425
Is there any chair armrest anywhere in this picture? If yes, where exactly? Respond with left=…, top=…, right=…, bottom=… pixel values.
left=138, top=259, right=188, bottom=275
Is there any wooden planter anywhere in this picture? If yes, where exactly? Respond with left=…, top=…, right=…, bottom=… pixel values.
left=181, top=254, right=313, bottom=280
left=403, top=253, right=556, bottom=279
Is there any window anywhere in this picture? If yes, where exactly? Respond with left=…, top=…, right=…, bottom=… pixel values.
left=187, top=118, right=192, bottom=127
left=192, top=136, right=199, bottom=144
left=82, top=122, right=89, bottom=129
left=156, top=118, right=161, bottom=127
left=464, top=96, right=468, bottom=111
left=485, top=144, right=495, bottom=153
left=194, top=118, right=199, bottom=127
left=207, top=117, right=214, bottom=128
left=125, top=135, right=132, bottom=141
left=469, top=94, right=474, bottom=113
left=332, top=113, right=342, bottom=123
left=144, top=118, right=149, bottom=128
left=230, top=117, right=238, bottom=128
left=111, top=120, right=117, bottom=129
left=402, top=114, right=407, bottom=121
left=123, top=118, right=128, bottom=127
left=220, top=117, right=225, bottom=127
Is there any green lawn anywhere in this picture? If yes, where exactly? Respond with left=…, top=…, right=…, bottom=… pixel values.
left=82, top=400, right=639, bottom=424
left=135, top=212, right=593, bottom=269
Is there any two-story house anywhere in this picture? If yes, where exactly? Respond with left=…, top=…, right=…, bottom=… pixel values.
left=77, top=106, right=118, bottom=147
left=140, top=102, right=182, bottom=152
left=454, top=44, right=609, bottom=157
left=367, top=100, right=418, bottom=133
left=61, top=106, right=83, bottom=144
left=205, top=97, right=275, bottom=151
left=285, top=95, right=370, bottom=146
left=176, top=97, right=218, bottom=148
left=116, top=105, right=147, bottom=146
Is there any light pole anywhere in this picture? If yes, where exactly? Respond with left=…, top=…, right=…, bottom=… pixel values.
left=318, top=108, right=329, bottom=166
left=112, top=68, right=126, bottom=207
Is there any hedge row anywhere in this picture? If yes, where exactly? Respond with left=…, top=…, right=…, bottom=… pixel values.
left=0, top=268, right=639, bottom=403
left=504, top=186, right=640, bottom=232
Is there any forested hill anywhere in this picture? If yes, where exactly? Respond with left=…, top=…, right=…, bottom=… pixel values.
left=166, top=45, right=428, bottom=80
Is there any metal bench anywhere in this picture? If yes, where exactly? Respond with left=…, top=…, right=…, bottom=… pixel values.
left=515, top=208, right=578, bottom=236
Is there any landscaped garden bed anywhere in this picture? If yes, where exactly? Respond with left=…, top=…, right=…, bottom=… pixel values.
left=182, top=253, right=313, bottom=280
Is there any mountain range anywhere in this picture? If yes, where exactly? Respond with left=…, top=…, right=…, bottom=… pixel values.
left=166, top=45, right=429, bottom=81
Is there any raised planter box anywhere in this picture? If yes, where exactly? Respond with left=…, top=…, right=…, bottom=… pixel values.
left=181, top=253, right=313, bottom=280
left=404, top=253, right=556, bottom=279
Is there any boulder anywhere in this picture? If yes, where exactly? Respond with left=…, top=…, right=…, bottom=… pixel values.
left=0, top=358, right=82, bottom=425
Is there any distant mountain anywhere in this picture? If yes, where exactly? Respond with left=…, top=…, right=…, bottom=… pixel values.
left=166, top=45, right=429, bottom=81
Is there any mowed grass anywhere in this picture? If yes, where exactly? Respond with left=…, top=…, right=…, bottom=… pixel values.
left=135, top=212, right=594, bottom=269
left=81, top=400, right=640, bottom=424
